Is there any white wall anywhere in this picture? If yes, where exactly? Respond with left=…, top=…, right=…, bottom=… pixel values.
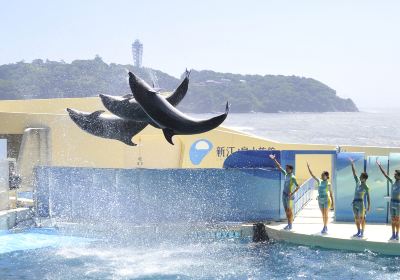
left=0, top=139, right=9, bottom=210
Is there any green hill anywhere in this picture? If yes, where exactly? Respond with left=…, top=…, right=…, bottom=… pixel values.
left=0, top=57, right=358, bottom=113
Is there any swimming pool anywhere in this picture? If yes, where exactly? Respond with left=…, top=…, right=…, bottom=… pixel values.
left=0, top=228, right=399, bottom=279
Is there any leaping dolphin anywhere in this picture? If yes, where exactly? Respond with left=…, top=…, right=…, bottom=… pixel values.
left=129, top=72, right=229, bottom=145
left=66, top=108, right=147, bottom=146
left=99, top=70, right=190, bottom=123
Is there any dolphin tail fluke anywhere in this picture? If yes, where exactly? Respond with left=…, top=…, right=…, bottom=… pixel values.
left=162, top=128, right=175, bottom=145
left=166, top=70, right=190, bottom=106
left=196, top=102, right=230, bottom=131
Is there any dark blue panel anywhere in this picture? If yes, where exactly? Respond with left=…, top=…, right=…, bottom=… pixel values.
left=223, top=150, right=280, bottom=169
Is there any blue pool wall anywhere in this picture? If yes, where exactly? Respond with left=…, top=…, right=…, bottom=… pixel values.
left=34, top=149, right=400, bottom=224
left=35, top=167, right=286, bottom=223
left=35, top=150, right=314, bottom=223
left=33, top=150, right=319, bottom=224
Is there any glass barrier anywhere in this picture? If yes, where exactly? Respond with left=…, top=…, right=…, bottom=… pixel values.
left=335, top=152, right=365, bottom=222
left=35, top=166, right=284, bottom=223
left=294, top=178, right=314, bottom=216
left=366, top=156, right=389, bottom=223
left=389, top=153, right=400, bottom=220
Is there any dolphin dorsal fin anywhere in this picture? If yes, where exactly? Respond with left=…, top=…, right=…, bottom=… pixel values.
left=89, top=110, right=105, bottom=118
left=225, top=101, right=230, bottom=114
left=162, top=129, right=175, bottom=145
left=185, top=68, right=191, bottom=78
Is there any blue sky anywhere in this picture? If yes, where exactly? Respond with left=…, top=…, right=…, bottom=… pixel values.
left=1, top=0, right=399, bottom=107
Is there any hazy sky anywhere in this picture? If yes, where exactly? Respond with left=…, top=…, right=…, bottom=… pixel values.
left=1, top=0, right=399, bottom=108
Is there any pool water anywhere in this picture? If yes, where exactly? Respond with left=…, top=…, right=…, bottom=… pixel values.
left=0, top=229, right=399, bottom=280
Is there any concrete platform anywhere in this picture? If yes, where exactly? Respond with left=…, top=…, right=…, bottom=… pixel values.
left=265, top=191, right=400, bottom=255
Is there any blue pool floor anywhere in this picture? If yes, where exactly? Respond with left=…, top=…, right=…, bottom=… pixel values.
left=0, top=228, right=92, bottom=254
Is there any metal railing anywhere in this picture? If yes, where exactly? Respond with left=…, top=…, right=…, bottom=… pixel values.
left=293, top=178, right=314, bottom=216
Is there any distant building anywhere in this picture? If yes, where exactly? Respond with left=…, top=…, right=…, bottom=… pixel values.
left=132, top=40, right=143, bottom=67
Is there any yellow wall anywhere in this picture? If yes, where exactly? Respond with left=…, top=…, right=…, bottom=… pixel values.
left=0, top=97, right=103, bottom=114
left=295, top=154, right=333, bottom=185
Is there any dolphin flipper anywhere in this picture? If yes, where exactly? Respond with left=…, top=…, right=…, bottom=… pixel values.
left=162, top=128, right=175, bottom=145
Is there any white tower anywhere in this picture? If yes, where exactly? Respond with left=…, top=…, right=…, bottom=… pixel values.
left=132, top=40, right=143, bottom=67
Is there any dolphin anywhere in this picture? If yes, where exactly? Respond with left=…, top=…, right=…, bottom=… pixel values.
left=66, top=108, right=147, bottom=146
left=129, top=72, right=230, bottom=145
left=99, top=70, right=190, bottom=122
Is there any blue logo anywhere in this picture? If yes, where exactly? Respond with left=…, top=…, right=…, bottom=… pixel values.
left=189, top=139, right=213, bottom=165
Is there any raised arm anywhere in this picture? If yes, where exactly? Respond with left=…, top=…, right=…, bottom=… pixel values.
left=376, top=158, right=392, bottom=183
left=350, top=158, right=357, bottom=178
left=306, top=162, right=319, bottom=182
left=269, top=154, right=284, bottom=172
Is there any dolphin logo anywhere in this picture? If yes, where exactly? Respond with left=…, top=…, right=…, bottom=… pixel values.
left=189, top=139, right=213, bottom=165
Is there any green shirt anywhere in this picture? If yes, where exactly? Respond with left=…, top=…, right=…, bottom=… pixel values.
left=317, top=179, right=331, bottom=199
left=281, top=169, right=298, bottom=195
left=353, top=176, right=369, bottom=200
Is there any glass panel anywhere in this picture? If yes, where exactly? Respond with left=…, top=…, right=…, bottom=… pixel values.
left=335, top=152, right=365, bottom=222
left=366, top=156, right=388, bottom=223
left=389, top=153, right=400, bottom=220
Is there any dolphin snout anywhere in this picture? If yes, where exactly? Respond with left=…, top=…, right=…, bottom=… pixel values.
left=66, top=108, right=85, bottom=122
left=99, top=94, right=107, bottom=101
left=66, top=108, right=75, bottom=115
left=66, top=108, right=79, bottom=116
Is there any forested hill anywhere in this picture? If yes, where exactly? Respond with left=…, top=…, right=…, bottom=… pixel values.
left=0, top=57, right=358, bottom=113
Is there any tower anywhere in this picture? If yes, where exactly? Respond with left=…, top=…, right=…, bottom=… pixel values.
left=132, top=39, right=143, bottom=67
